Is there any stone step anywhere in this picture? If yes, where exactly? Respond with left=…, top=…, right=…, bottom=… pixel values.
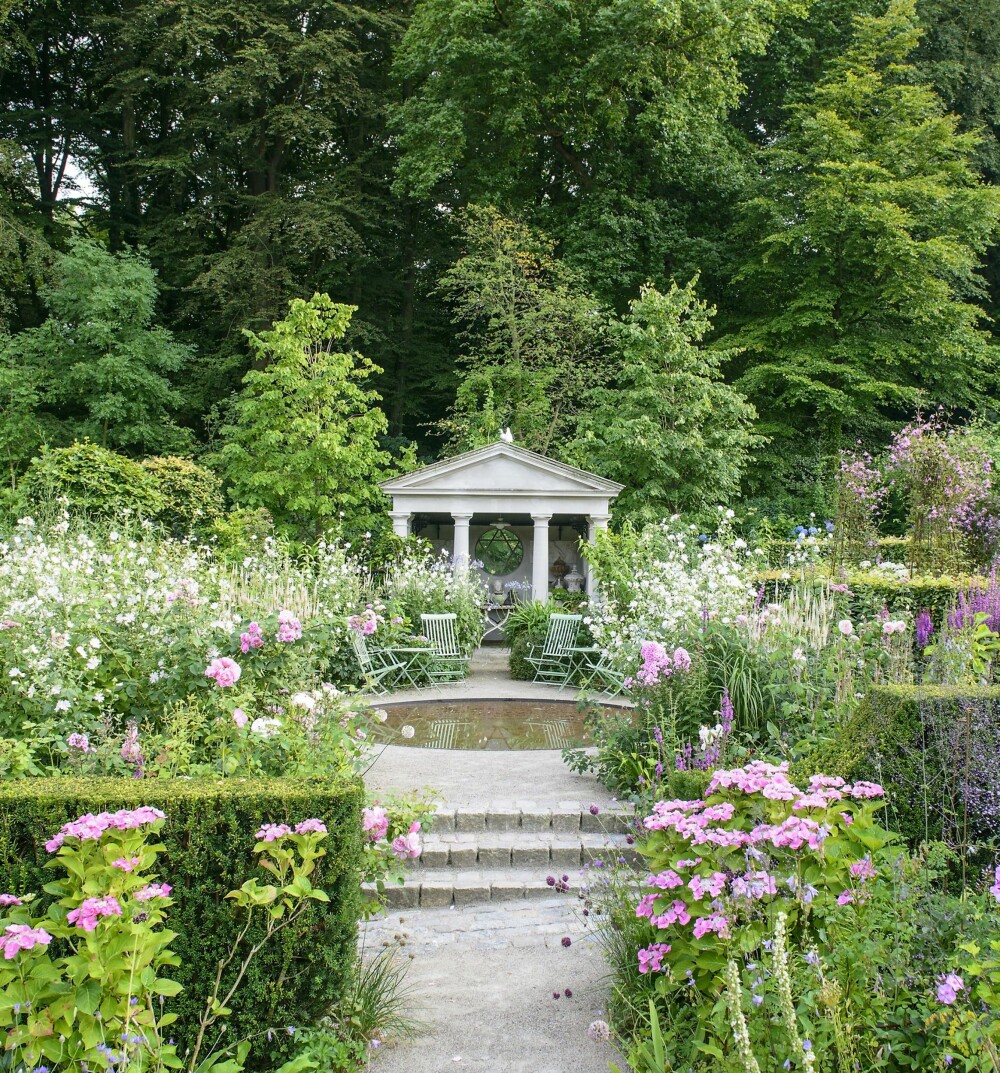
left=413, top=830, right=638, bottom=870
left=365, top=867, right=609, bottom=909
left=428, top=801, right=635, bottom=836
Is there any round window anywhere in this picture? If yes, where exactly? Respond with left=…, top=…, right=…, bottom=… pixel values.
left=475, top=526, right=524, bottom=576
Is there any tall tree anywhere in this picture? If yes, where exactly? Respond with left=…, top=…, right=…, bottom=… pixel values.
left=0, top=239, right=192, bottom=454
left=209, top=294, right=391, bottom=536
left=727, top=0, right=1000, bottom=488
left=572, top=280, right=759, bottom=519
left=438, top=206, right=608, bottom=456
left=391, top=0, right=807, bottom=310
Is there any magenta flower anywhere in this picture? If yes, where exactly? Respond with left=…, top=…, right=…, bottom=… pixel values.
left=391, top=833, right=421, bottom=859
left=67, top=732, right=91, bottom=753
left=205, top=657, right=242, bottom=688
left=294, top=819, right=327, bottom=835
left=232, top=708, right=248, bottom=729
left=0, top=924, right=52, bottom=959
left=936, top=973, right=965, bottom=1005
left=112, top=857, right=141, bottom=873
left=240, top=622, right=265, bottom=653
left=276, top=610, right=303, bottom=643
left=637, top=942, right=671, bottom=974
left=134, top=883, right=172, bottom=902
left=0, top=894, right=22, bottom=907
left=362, top=806, right=389, bottom=841
left=990, top=865, right=1000, bottom=903
left=255, top=823, right=292, bottom=843
left=67, top=896, right=123, bottom=932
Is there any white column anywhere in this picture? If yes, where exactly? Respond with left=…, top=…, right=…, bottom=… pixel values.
left=451, top=512, right=473, bottom=569
left=389, top=511, right=412, bottom=539
left=585, top=513, right=611, bottom=600
left=531, top=512, right=552, bottom=601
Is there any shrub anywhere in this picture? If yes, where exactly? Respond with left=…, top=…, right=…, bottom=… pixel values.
left=17, top=442, right=165, bottom=519
left=0, top=777, right=364, bottom=1066
left=806, top=684, right=1000, bottom=852
left=208, top=506, right=278, bottom=560
left=141, top=455, right=225, bottom=535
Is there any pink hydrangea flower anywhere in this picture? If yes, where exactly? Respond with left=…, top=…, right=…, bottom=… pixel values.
left=276, top=610, right=303, bottom=643
left=294, top=819, right=327, bottom=835
left=134, top=883, right=172, bottom=902
left=391, top=833, right=421, bottom=860
left=112, top=857, right=141, bottom=872
left=837, top=890, right=855, bottom=906
left=362, top=806, right=389, bottom=841
left=692, top=912, right=730, bottom=939
left=637, top=942, right=671, bottom=974
left=67, top=896, right=123, bottom=932
left=205, top=657, right=242, bottom=688
left=255, top=823, right=292, bottom=843
left=991, top=865, right=1000, bottom=903
left=0, top=924, right=52, bottom=959
left=45, top=806, right=165, bottom=853
left=0, top=894, right=22, bottom=907
left=850, top=856, right=877, bottom=881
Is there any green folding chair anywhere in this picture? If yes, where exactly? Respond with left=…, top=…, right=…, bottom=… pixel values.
left=350, top=630, right=405, bottom=694
left=526, top=613, right=583, bottom=684
left=420, top=612, right=470, bottom=681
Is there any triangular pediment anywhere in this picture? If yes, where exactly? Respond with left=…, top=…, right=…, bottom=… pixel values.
left=380, top=443, right=623, bottom=496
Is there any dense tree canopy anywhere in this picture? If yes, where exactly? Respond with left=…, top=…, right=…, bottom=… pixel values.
left=0, top=0, right=997, bottom=518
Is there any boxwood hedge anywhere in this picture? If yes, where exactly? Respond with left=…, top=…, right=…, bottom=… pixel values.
left=0, top=777, right=364, bottom=1066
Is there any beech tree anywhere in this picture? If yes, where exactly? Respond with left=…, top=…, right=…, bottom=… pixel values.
left=210, top=294, right=391, bottom=536
left=573, top=280, right=758, bottom=518
left=729, top=0, right=1000, bottom=477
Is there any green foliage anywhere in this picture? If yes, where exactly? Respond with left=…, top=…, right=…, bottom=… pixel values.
left=809, top=684, right=1000, bottom=852
left=141, top=455, right=225, bottom=536
left=729, top=0, right=1000, bottom=477
left=437, top=207, right=608, bottom=456
left=0, top=777, right=364, bottom=1067
left=1, top=239, right=193, bottom=454
left=211, top=295, right=391, bottom=539
left=17, top=442, right=166, bottom=520
left=208, top=508, right=278, bottom=562
left=573, top=279, right=759, bottom=518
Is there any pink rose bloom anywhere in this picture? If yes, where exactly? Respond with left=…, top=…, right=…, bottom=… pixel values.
left=0, top=924, right=52, bottom=959
left=276, top=610, right=303, bottom=643
left=0, top=894, right=21, bottom=907
left=294, top=819, right=327, bottom=835
left=232, top=708, right=248, bottom=728
left=255, top=823, right=292, bottom=843
left=391, top=833, right=421, bottom=860
left=67, top=896, right=123, bottom=932
left=837, top=619, right=854, bottom=636
left=240, top=623, right=264, bottom=653
left=408, top=821, right=421, bottom=835
left=362, top=806, right=389, bottom=841
left=134, top=883, right=172, bottom=902
left=205, top=657, right=241, bottom=688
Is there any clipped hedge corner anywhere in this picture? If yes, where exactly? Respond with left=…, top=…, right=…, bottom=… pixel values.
left=0, top=777, right=364, bottom=1065
left=803, top=684, right=1000, bottom=849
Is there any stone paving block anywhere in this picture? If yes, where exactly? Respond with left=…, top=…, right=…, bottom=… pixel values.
left=519, top=809, right=552, bottom=832
left=551, top=808, right=581, bottom=834
left=429, top=805, right=456, bottom=833
left=489, top=798, right=516, bottom=812
left=486, top=808, right=521, bottom=832
left=490, top=879, right=526, bottom=901
left=383, top=884, right=420, bottom=909
left=448, top=844, right=478, bottom=868
left=580, top=810, right=606, bottom=833
left=478, top=843, right=512, bottom=867
left=418, top=881, right=454, bottom=908
left=550, top=841, right=583, bottom=867
left=511, top=843, right=550, bottom=867
left=454, top=807, right=487, bottom=832
left=603, top=810, right=634, bottom=835
left=453, top=879, right=488, bottom=907
left=417, top=842, right=450, bottom=867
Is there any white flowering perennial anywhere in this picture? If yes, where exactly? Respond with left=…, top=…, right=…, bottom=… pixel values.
left=587, top=515, right=757, bottom=656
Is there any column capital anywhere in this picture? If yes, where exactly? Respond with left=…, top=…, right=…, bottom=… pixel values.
left=531, top=512, right=553, bottom=525
left=450, top=511, right=474, bottom=523
left=587, top=513, right=612, bottom=525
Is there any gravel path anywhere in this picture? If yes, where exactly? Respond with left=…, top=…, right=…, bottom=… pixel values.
left=362, top=900, right=623, bottom=1072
